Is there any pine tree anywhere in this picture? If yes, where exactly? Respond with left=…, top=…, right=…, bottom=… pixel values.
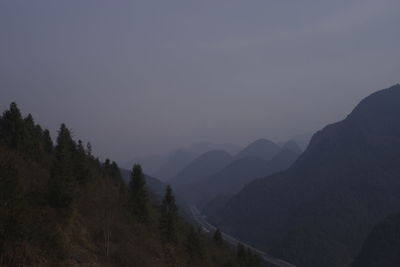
left=236, top=243, right=262, bottom=267
left=74, top=140, right=89, bottom=185
left=48, top=124, right=77, bottom=210
left=23, top=114, right=42, bottom=157
left=159, top=185, right=178, bottom=242
left=237, top=243, right=247, bottom=267
left=108, top=161, right=123, bottom=192
left=213, top=228, right=224, bottom=247
left=185, top=226, right=204, bottom=260
left=129, top=164, right=149, bottom=223
left=110, top=161, right=121, bottom=180
left=42, top=129, right=53, bottom=153
left=86, top=142, right=92, bottom=157
left=0, top=161, right=24, bottom=247
left=0, top=102, right=24, bottom=148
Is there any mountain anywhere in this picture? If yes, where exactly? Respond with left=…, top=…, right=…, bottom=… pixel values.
left=128, top=142, right=241, bottom=180
left=170, top=150, right=233, bottom=200
left=281, top=140, right=302, bottom=154
left=291, top=133, right=312, bottom=151
left=196, top=156, right=273, bottom=205
left=187, top=142, right=242, bottom=156
left=172, top=140, right=301, bottom=207
left=234, top=139, right=280, bottom=161
left=351, top=212, right=400, bottom=267
left=193, top=142, right=301, bottom=207
left=267, top=146, right=300, bottom=171
left=0, top=103, right=249, bottom=267
left=153, top=149, right=198, bottom=181
left=214, top=84, right=400, bottom=267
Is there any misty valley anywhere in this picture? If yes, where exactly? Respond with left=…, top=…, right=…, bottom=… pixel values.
left=2, top=1, right=400, bottom=266
left=1, top=84, right=400, bottom=267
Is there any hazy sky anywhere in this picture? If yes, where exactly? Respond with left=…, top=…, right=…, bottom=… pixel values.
left=1, top=0, right=399, bottom=163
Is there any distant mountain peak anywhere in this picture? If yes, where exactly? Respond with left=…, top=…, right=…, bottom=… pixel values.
left=282, top=140, right=302, bottom=154
left=235, top=138, right=280, bottom=161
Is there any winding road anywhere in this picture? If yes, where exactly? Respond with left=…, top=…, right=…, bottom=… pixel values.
left=189, top=205, right=296, bottom=267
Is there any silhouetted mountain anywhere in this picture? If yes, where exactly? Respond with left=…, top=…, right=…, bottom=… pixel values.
left=193, top=143, right=301, bottom=207
left=234, top=139, right=280, bottom=161
left=195, top=156, right=272, bottom=205
left=291, top=133, right=312, bottom=151
left=215, top=84, right=400, bottom=267
left=153, top=149, right=198, bottom=181
left=351, top=212, right=400, bottom=267
left=170, top=150, right=233, bottom=201
left=152, top=143, right=241, bottom=182
left=281, top=140, right=302, bottom=154
left=267, top=147, right=300, bottom=171
left=202, top=193, right=234, bottom=224
left=188, top=142, right=242, bottom=156
left=175, top=140, right=301, bottom=206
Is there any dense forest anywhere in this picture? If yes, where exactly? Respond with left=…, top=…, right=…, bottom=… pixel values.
left=0, top=103, right=261, bottom=267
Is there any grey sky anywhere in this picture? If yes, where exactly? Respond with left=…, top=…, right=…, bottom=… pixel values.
left=1, top=0, right=399, bottom=163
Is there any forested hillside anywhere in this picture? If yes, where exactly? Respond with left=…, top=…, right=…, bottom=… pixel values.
left=0, top=103, right=258, bottom=267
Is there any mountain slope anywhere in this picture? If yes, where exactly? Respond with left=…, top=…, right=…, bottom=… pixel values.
left=0, top=103, right=245, bottom=267
left=234, top=139, right=280, bottom=161
left=193, top=140, right=299, bottom=206
left=154, top=150, right=198, bottom=181
left=198, top=146, right=301, bottom=207
left=281, top=140, right=302, bottom=154
left=351, top=212, right=400, bottom=267
left=216, top=84, right=400, bottom=267
left=170, top=150, right=232, bottom=201
left=196, top=156, right=273, bottom=205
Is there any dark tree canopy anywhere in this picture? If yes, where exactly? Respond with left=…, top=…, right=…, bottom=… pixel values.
left=48, top=124, right=77, bottom=210
left=159, top=185, right=178, bottom=242
left=213, top=228, right=223, bottom=247
left=130, top=164, right=149, bottom=223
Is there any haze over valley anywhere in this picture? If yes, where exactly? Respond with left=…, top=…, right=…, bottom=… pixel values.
left=1, top=1, right=400, bottom=267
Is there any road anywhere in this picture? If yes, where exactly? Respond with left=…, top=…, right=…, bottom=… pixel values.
left=189, top=205, right=297, bottom=267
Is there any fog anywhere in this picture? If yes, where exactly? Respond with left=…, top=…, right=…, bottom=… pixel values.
left=1, top=0, right=399, bottom=164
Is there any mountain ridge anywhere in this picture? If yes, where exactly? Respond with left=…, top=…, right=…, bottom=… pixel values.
left=215, top=84, right=400, bottom=267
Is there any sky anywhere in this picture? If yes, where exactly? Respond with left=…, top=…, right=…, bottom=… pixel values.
left=0, top=0, right=399, bottom=164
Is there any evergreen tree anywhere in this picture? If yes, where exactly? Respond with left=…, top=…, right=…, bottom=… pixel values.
left=185, top=226, right=204, bottom=261
left=48, top=124, right=77, bottom=210
left=129, top=164, right=149, bottom=223
left=42, top=129, right=53, bottom=153
left=0, top=161, right=24, bottom=248
left=23, top=114, right=42, bottom=157
left=213, top=228, right=224, bottom=247
left=77, top=140, right=85, bottom=154
left=159, top=185, right=178, bottom=242
left=247, top=248, right=262, bottom=267
left=236, top=243, right=262, bottom=267
left=0, top=102, right=24, bottom=148
left=86, top=142, right=92, bottom=157
left=237, top=243, right=247, bottom=267
left=110, top=161, right=121, bottom=180
left=74, top=140, right=89, bottom=185
left=103, top=158, right=111, bottom=176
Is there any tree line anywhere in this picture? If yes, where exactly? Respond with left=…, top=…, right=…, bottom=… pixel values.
left=0, top=102, right=261, bottom=267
